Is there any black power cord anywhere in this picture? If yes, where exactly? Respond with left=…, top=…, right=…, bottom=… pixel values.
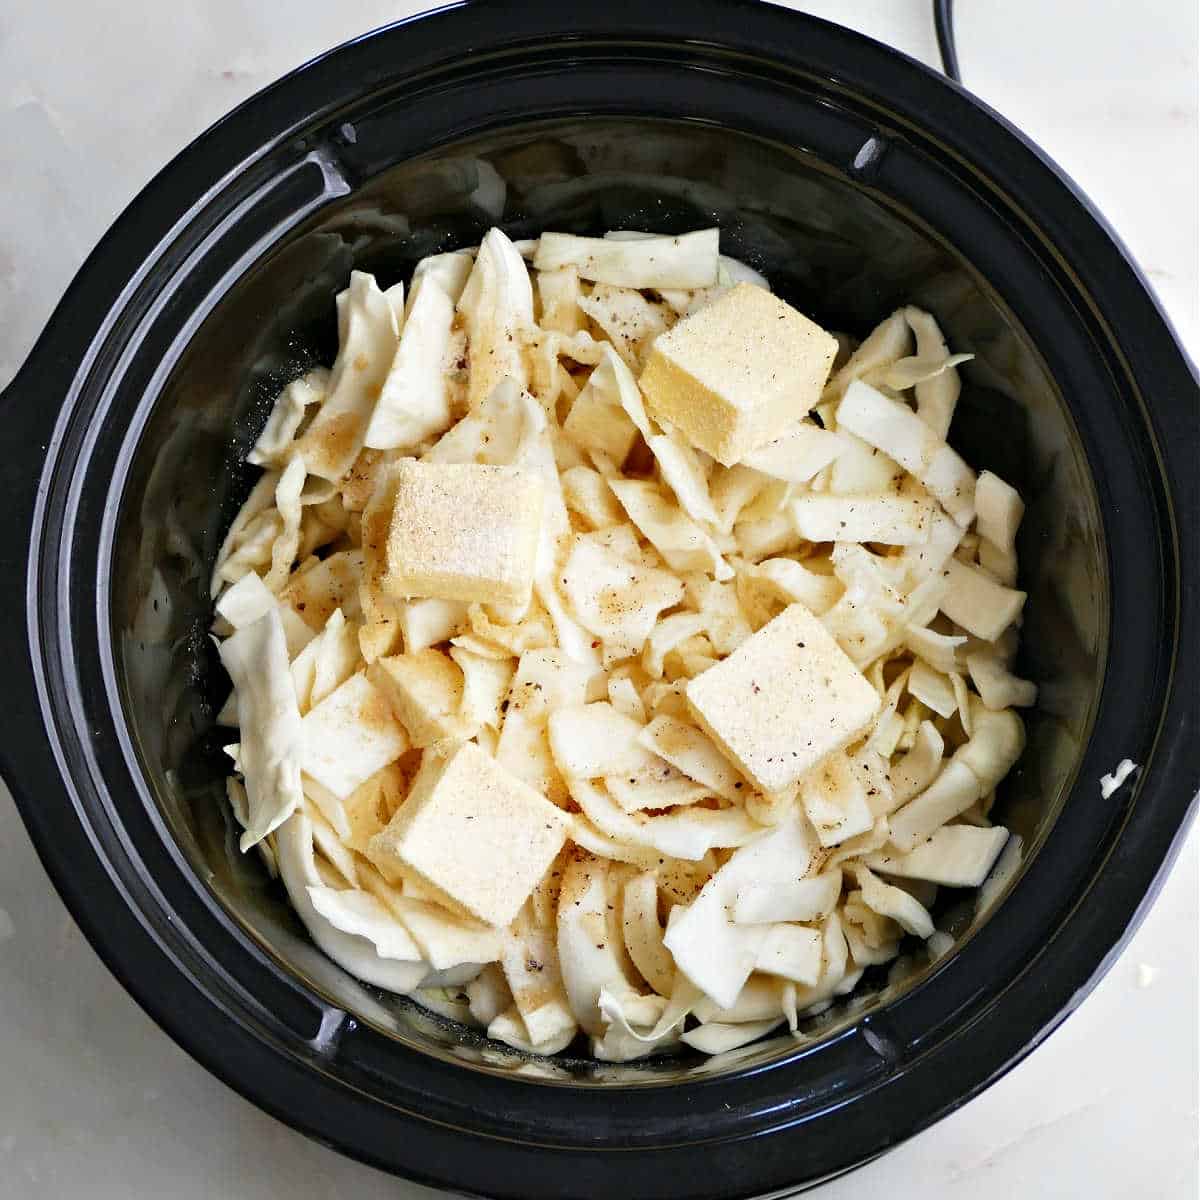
left=933, top=0, right=962, bottom=82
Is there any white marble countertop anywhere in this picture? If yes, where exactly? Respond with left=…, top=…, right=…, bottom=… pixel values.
left=0, top=2, right=1196, bottom=1196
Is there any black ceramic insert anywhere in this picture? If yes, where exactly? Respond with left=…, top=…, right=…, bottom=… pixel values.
left=0, top=4, right=1195, bottom=1198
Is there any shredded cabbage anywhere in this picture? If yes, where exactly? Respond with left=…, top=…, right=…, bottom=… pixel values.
left=213, top=235, right=1030, bottom=1063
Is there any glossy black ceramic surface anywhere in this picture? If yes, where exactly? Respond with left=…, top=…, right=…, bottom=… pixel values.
left=0, top=3, right=1195, bottom=1197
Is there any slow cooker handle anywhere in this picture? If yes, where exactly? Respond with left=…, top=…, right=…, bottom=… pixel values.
left=0, top=351, right=68, bottom=786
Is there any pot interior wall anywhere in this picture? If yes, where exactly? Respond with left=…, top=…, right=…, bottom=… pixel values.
left=111, top=118, right=1106, bottom=1081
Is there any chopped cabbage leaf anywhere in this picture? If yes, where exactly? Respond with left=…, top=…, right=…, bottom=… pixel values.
left=559, top=535, right=684, bottom=659
left=570, top=778, right=761, bottom=861
left=534, top=230, right=720, bottom=289
left=218, top=610, right=305, bottom=851
left=248, top=369, right=329, bottom=467
left=275, top=813, right=429, bottom=992
left=364, top=274, right=456, bottom=450
left=733, top=868, right=843, bottom=925
left=294, top=272, right=399, bottom=481
left=742, top=421, right=845, bottom=484
left=866, top=824, right=1010, bottom=888
left=610, top=479, right=732, bottom=579
left=556, top=853, right=642, bottom=1035
left=663, top=819, right=816, bottom=1007
left=457, top=229, right=534, bottom=410
left=621, top=871, right=676, bottom=995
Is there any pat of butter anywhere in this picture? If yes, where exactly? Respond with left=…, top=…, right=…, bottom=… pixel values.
left=368, top=742, right=569, bottom=928
left=640, top=283, right=838, bottom=467
left=383, top=459, right=543, bottom=607
left=685, top=603, right=880, bottom=794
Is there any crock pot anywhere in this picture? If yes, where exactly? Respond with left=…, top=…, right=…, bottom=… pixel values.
left=1, top=3, right=1196, bottom=1197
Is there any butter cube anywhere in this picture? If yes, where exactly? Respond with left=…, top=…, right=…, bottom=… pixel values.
left=640, top=283, right=838, bottom=467
left=371, top=649, right=475, bottom=747
left=301, top=672, right=410, bottom=800
left=368, top=742, right=569, bottom=927
left=685, top=603, right=879, bottom=794
left=383, top=459, right=543, bottom=607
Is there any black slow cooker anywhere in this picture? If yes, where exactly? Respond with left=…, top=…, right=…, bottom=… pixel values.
left=1, top=3, right=1196, bottom=1197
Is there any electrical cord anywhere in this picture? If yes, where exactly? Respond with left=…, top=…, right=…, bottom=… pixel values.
left=933, top=0, right=962, bottom=83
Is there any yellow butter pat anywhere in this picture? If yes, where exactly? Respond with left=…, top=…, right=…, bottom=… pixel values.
left=367, top=742, right=570, bottom=928
left=383, top=459, right=543, bottom=607
left=685, top=602, right=879, bottom=794
left=640, top=283, right=838, bottom=466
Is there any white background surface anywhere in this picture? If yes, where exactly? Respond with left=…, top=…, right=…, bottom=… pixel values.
left=0, top=2, right=1196, bottom=1196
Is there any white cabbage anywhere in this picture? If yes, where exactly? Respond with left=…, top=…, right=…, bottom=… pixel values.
left=307, top=887, right=423, bottom=961
left=534, top=229, right=719, bottom=289
left=621, top=872, right=676, bottom=995
left=218, top=610, right=304, bottom=851
left=866, top=824, right=1010, bottom=888
left=733, top=868, right=843, bottom=925
left=792, top=494, right=935, bottom=546
left=905, top=306, right=963, bottom=440
left=907, top=657, right=960, bottom=719
left=558, top=534, right=684, bottom=658
left=610, top=479, right=732, bottom=579
left=643, top=612, right=708, bottom=680
left=547, top=702, right=667, bottom=779
left=248, top=369, right=329, bottom=467
left=301, top=672, right=409, bottom=800
left=213, top=226, right=1031, bottom=1063
left=275, top=813, right=429, bottom=992
left=681, top=1018, right=784, bottom=1054
left=569, top=778, right=761, bottom=862
left=824, top=310, right=911, bottom=401
left=304, top=794, right=357, bottom=880
left=905, top=624, right=966, bottom=673
left=754, top=924, right=823, bottom=985
left=466, top=963, right=511, bottom=1027
left=939, top=557, right=1026, bottom=642
left=800, top=751, right=876, bottom=848
left=848, top=863, right=934, bottom=938
left=289, top=608, right=360, bottom=715
left=598, top=974, right=700, bottom=1047
left=975, top=469, right=1024, bottom=551
left=578, top=284, right=671, bottom=367
left=537, top=265, right=584, bottom=334
left=389, top=899, right=502, bottom=970
left=457, top=229, right=535, bottom=410
left=364, top=274, right=456, bottom=450
left=837, top=379, right=976, bottom=526
left=607, top=674, right=646, bottom=722
left=965, top=647, right=1037, bottom=709
left=663, top=819, right=816, bottom=1007
left=563, top=364, right=640, bottom=461
left=742, top=422, right=845, bottom=483
left=710, top=464, right=767, bottom=534
left=637, top=715, right=746, bottom=801
left=294, top=272, right=399, bottom=481
left=501, top=917, right=577, bottom=1048
left=411, top=249, right=475, bottom=304
left=889, top=760, right=982, bottom=852
left=890, top=719, right=946, bottom=804
left=556, top=853, right=643, bottom=1035
left=648, top=430, right=720, bottom=525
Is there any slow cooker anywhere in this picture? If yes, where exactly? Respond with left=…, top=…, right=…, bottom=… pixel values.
left=1, top=3, right=1196, bottom=1196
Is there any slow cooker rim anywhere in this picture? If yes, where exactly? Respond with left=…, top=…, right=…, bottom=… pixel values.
left=1, top=3, right=1196, bottom=1197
